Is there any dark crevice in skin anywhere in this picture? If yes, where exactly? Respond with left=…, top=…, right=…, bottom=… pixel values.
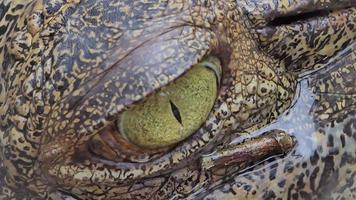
left=58, top=189, right=82, bottom=200
left=268, top=10, right=331, bottom=26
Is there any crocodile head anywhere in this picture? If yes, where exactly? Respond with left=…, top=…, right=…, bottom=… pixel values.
left=0, top=0, right=354, bottom=199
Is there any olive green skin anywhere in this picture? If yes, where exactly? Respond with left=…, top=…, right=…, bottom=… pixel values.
left=0, top=0, right=355, bottom=199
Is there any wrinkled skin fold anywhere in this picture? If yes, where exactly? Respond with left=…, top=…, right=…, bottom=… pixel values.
left=0, top=0, right=355, bottom=199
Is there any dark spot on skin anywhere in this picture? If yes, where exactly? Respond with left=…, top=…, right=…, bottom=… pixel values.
left=300, top=191, right=311, bottom=200
left=292, top=193, right=299, bottom=200
left=327, top=135, right=334, bottom=147
left=340, top=152, right=353, bottom=167
left=305, top=169, right=310, bottom=177
left=243, top=185, right=251, bottom=192
left=44, top=0, right=63, bottom=15
left=36, top=106, right=44, bottom=114
left=340, top=134, right=346, bottom=147
left=269, top=163, right=278, bottom=180
left=310, top=167, right=320, bottom=192
left=343, top=119, right=354, bottom=137
left=284, top=161, right=294, bottom=173
left=328, top=147, right=339, bottom=155
left=53, top=71, right=62, bottom=82
left=0, top=26, right=7, bottom=35
left=32, top=131, right=40, bottom=137
left=229, top=187, right=237, bottom=195
left=13, top=175, right=23, bottom=182
left=310, top=151, right=319, bottom=166
left=263, top=190, right=276, bottom=199
left=18, top=42, right=29, bottom=50
left=317, top=159, right=339, bottom=199
left=302, top=162, right=308, bottom=168
left=278, top=180, right=286, bottom=188
left=329, top=122, right=335, bottom=129
left=287, top=184, right=295, bottom=200
left=319, top=156, right=335, bottom=189
left=296, top=173, right=305, bottom=189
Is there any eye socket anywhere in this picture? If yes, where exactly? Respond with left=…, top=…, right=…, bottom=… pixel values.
left=118, top=57, right=221, bottom=150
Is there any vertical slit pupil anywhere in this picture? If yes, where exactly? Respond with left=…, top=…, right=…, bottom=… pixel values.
left=169, top=100, right=183, bottom=125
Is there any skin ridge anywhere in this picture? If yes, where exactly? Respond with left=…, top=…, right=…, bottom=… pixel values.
left=0, top=0, right=355, bottom=199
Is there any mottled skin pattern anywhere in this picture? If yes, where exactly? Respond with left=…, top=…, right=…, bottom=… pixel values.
left=0, top=0, right=355, bottom=199
left=202, top=46, right=356, bottom=200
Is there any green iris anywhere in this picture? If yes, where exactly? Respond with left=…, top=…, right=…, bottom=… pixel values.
left=119, top=57, right=221, bottom=149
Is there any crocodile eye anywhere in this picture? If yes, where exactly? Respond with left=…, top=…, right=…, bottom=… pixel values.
left=118, top=57, right=221, bottom=150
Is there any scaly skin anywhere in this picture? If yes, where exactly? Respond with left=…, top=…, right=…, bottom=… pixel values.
left=0, top=0, right=355, bottom=199
left=202, top=45, right=356, bottom=200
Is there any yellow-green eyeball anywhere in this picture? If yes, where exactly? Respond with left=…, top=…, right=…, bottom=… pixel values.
left=119, top=57, right=221, bottom=149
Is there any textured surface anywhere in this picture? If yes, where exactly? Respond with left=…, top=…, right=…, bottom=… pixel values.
left=201, top=45, right=356, bottom=200
left=0, top=0, right=355, bottom=199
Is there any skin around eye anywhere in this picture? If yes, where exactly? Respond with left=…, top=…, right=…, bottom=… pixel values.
left=119, top=59, right=220, bottom=149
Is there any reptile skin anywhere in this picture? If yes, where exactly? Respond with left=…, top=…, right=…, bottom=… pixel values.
left=0, top=0, right=355, bottom=199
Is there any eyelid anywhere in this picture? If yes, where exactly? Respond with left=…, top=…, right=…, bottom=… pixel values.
left=199, top=56, right=222, bottom=86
